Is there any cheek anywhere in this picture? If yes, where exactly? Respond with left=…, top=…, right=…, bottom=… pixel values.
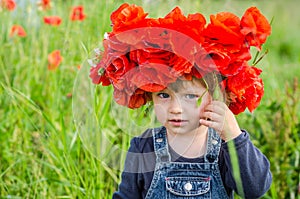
left=153, top=104, right=167, bottom=123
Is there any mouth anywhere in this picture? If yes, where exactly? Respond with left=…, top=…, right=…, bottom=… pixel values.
left=168, top=119, right=188, bottom=126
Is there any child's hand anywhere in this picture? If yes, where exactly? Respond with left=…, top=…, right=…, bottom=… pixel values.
left=199, top=101, right=241, bottom=142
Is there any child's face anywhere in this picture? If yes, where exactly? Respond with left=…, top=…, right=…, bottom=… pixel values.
left=152, top=78, right=211, bottom=135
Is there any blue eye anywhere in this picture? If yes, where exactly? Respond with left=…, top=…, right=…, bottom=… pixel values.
left=185, top=94, right=198, bottom=99
left=157, top=93, right=170, bottom=98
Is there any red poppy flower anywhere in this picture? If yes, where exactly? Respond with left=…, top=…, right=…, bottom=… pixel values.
left=37, top=0, right=51, bottom=10
left=168, top=30, right=203, bottom=64
left=161, top=7, right=206, bottom=43
left=127, top=90, right=148, bottom=109
left=129, top=63, right=177, bottom=92
left=66, top=92, right=72, bottom=98
left=228, top=99, right=247, bottom=116
left=9, top=25, right=26, bottom=37
left=48, top=50, right=63, bottom=70
left=89, top=66, right=110, bottom=85
left=241, top=7, right=272, bottom=50
left=1, top=0, right=16, bottom=11
left=89, top=4, right=271, bottom=114
left=113, top=88, right=148, bottom=109
left=43, top=16, right=62, bottom=26
left=195, top=44, right=232, bottom=74
left=110, top=3, right=148, bottom=32
left=129, top=48, right=173, bottom=66
left=203, top=12, right=244, bottom=51
left=105, top=55, right=136, bottom=89
left=70, top=5, right=86, bottom=21
left=169, top=55, right=194, bottom=76
left=226, top=64, right=264, bottom=114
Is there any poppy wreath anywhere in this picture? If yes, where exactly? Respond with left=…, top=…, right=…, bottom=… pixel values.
left=89, top=3, right=271, bottom=115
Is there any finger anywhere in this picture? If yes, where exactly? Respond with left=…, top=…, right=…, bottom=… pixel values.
left=203, top=107, right=224, bottom=119
left=204, top=102, right=226, bottom=114
left=199, top=119, right=223, bottom=133
left=201, top=111, right=221, bottom=121
left=203, top=117, right=225, bottom=133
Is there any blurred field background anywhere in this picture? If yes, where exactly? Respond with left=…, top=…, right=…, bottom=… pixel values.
left=0, top=0, right=299, bottom=198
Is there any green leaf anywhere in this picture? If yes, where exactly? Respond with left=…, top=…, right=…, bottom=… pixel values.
left=197, top=90, right=208, bottom=107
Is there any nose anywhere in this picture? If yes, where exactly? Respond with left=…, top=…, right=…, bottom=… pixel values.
left=169, top=96, right=182, bottom=114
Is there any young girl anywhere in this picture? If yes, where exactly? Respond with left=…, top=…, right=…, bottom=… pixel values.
left=89, top=3, right=272, bottom=198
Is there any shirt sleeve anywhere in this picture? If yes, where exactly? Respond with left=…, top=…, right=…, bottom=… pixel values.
left=220, top=130, right=272, bottom=198
left=112, top=137, right=144, bottom=199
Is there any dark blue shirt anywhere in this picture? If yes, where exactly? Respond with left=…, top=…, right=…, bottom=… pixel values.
left=113, top=128, right=272, bottom=198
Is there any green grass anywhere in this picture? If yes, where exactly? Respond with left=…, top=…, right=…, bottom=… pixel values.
left=0, top=0, right=299, bottom=198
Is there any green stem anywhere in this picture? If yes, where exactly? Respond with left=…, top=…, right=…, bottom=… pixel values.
left=227, top=140, right=244, bottom=198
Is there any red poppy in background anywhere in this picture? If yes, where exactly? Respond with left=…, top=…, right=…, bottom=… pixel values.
left=48, top=50, right=63, bottom=70
left=0, top=0, right=16, bottom=11
left=70, top=5, right=86, bottom=21
left=9, top=25, right=26, bottom=37
left=43, top=16, right=62, bottom=26
left=37, top=0, right=51, bottom=10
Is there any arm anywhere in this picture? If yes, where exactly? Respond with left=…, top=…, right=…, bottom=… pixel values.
left=200, top=101, right=272, bottom=198
left=221, top=131, right=272, bottom=198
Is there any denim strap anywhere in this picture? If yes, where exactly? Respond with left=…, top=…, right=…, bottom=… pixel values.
left=204, top=127, right=221, bottom=164
left=152, top=127, right=171, bottom=163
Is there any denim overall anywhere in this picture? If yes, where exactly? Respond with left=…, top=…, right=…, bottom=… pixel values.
left=145, top=127, right=230, bottom=199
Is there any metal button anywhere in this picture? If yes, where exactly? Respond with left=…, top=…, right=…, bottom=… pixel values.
left=211, top=139, right=218, bottom=145
left=184, top=182, right=193, bottom=191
